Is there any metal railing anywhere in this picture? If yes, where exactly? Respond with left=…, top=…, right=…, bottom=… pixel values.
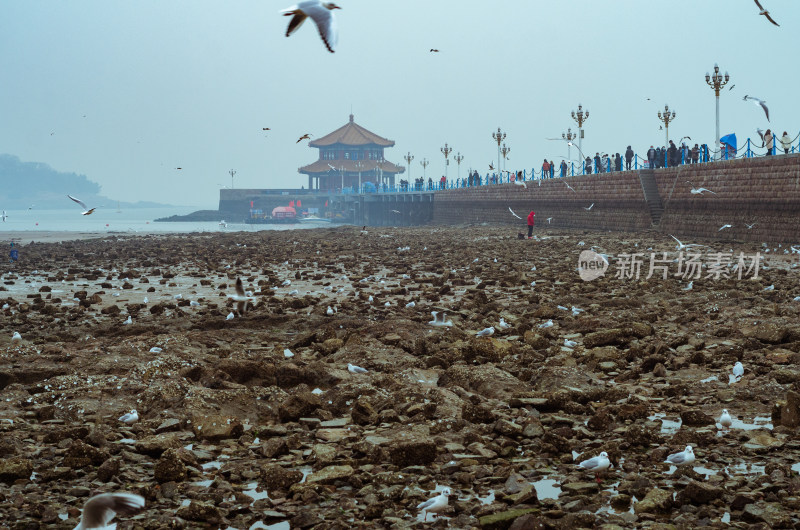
left=332, top=133, right=799, bottom=194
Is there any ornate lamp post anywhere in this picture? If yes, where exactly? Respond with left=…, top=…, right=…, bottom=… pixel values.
left=440, top=143, right=452, bottom=179
left=657, top=105, right=676, bottom=147
left=705, top=64, right=730, bottom=160
left=562, top=128, right=576, bottom=161
left=492, top=128, right=505, bottom=177
left=420, top=158, right=429, bottom=180
left=229, top=169, right=236, bottom=189
left=453, top=152, right=464, bottom=180
left=403, top=151, right=414, bottom=184
left=500, top=143, right=511, bottom=172
left=354, top=160, right=364, bottom=193
left=570, top=104, right=589, bottom=155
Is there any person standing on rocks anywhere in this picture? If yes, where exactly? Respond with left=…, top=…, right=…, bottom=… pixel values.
left=526, top=210, right=535, bottom=239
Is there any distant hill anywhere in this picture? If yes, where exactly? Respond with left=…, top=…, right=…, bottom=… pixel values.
left=0, top=154, right=172, bottom=209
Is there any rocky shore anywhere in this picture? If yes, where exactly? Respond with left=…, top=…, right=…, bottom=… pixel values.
left=1, top=226, right=800, bottom=529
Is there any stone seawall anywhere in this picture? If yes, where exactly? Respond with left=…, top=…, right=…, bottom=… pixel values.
left=432, top=156, right=800, bottom=242
left=432, top=172, right=653, bottom=232
left=655, top=155, right=800, bottom=242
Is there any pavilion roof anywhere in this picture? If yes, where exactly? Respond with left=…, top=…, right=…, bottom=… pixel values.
left=298, top=159, right=404, bottom=175
left=308, top=114, right=395, bottom=147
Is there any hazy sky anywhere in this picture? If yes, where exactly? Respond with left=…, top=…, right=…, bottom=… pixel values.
left=1, top=1, right=796, bottom=208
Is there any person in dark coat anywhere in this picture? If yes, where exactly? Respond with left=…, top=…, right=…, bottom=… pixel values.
left=594, top=153, right=602, bottom=174
left=615, top=153, right=622, bottom=171
left=560, top=160, right=568, bottom=177
left=691, top=144, right=699, bottom=164
left=667, top=141, right=677, bottom=168
left=647, top=145, right=656, bottom=168
left=585, top=156, right=592, bottom=174
left=625, top=146, right=634, bottom=170
left=549, top=160, right=555, bottom=178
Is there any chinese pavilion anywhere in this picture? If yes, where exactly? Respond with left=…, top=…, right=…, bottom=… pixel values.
left=298, top=114, right=404, bottom=191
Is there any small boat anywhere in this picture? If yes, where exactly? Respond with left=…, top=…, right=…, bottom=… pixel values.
left=298, top=216, right=331, bottom=223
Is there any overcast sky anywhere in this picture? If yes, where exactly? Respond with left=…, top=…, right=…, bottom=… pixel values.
left=0, top=1, right=795, bottom=208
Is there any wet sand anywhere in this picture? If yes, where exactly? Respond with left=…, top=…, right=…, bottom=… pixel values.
left=1, top=225, right=800, bottom=528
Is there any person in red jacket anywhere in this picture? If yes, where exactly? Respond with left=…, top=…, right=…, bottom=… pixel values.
left=526, top=210, right=535, bottom=239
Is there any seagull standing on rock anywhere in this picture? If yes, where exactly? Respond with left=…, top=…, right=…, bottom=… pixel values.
left=118, top=409, right=138, bottom=424
left=665, top=445, right=695, bottom=466
left=416, top=488, right=450, bottom=522
left=73, top=492, right=145, bottom=530
left=347, top=363, right=368, bottom=374
left=718, top=409, right=733, bottom=429
left=732, top=361, right=744, bottom=378
left=11, top=331, right=22, bottom=344
left=577, top=451, right=611, bottom=482
left=281, top=1, right=341, bottom=53
left=476, top=326, right=495, bottom=337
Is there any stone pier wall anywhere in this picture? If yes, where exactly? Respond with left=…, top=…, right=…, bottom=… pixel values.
left=432, top=156, right=800, bottom=242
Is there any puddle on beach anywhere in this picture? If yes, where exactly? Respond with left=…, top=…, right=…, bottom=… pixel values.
left=725, top=463, right=766, bottom=476
left=532, top=478, right=561, bottom=500
left=243, top=482, right=270, bottom=504
left=648, top=413, right=682, bottom=435
left=717, top=416, right=773, bottom=435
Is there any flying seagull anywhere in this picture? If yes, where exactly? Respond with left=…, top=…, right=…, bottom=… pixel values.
left=743, top=95, right=770, bottom=121
left=546, top=217, right=553, bottom=224
left=513, top=179, right=527, bottom=188
left=68, top=195, right=96, bottom=215
left=753, top=0, right=779, bottom=26
left=757, top=128, right=766, bottom=146
left=719, top=224, right=732, bottom=231
left=564, top=182, right=576, bottom=192
left=745, top=222, right=757, bottom=229
left=488, top=162, right=494, bottom=171
left=1, top=210, right=6, bottom=222
left=74, top=492, right=145, bottom=530
left=281, top=1, right=341, bottom=53
left=508, top=207, right=522, bottom=219
left=296, top=133, right=312, bottom=143
left=429, top=48, right=439, bottom=53
left=229, top=277, right=255, bottom=315
left=262, top=127, right=270, bottom=131
left=690, top=187, right=716, bottom=195
left=729, top=84, right=736, bottom=91
left=584, top=203, right=594, bottom=210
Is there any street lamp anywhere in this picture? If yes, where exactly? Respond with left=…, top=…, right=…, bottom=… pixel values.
left=705, top=64, right=730, bottom=160
left=354, top=160, right=364, bottom=193
left=403, top=151, right=414, bottom=183
left=657, top=105, right=676, bottom=147
left=440, top=143, right=452, bottom=179
left=562, top=128, right=576, bottom=161
left=500, top=143, right=511, bottom=172
left=420, top=158, right=429, bottom=180
left=492, top=128, right=506, bottom=177
left=570, top=104, right=589, bottom=155
left=453, top=152, right=464, bottom=180
left=229, top=169, right=236, bottom=189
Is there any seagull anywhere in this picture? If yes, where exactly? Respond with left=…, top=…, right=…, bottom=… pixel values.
left=326, top=306, right=334, bottom=315
left=282, top=279, right=292, bottom=286
left=226, top=312, right=235, bottom=320
left=746, top=222, right=757, bottom=229
left=143, top=297, right=148, bottom=304
left=417, top=489, right=450, bottom=522
left=1, top=210, right=6, bottom=222
left=488, top=163, right=494, bottom=171
left=11, top=331, right=22, bottom=343
left=429, top=311, right=453, bottom=327
left=564, top=182, right=576, bottom=192
left=476, top=326, right=495, bottom=337
left=68, top=195, right=96, bottom=215
left=514, top=179, right=527, bottom=188
left=670, top=234, right=703, bottom=251
left=718, top=224, right=732, bottom=231
left=229, top=277, right=255, bottom=314
left=122, top=316, right=132, bottom=325
left=584, top=203, right=594, bottom=210
left=498, top=318, right=511, bottom=330
left=578, top=452, right=611, bottom=482
left=73, top=492, right=145, bottom=530
left=405, top=301, right=416, bottom=308
left=348, top=363, right=368, bottom=374
left=429, top=48, right=439, bottom=53
left=538, top=319, right=553, bottom=328
left=281, top=1, right=341, bottom=53
left=296, top=133, right=313, bottom=143
left=665, top=445, right=695, bottom=466
left=743, top=95, right=770, bottom=121
left=149, top=347, right=163, bottom=353
left=118, top=410, right=138, bottom=424
left=508, top=207, right=522, bottom=219
left=546, top=217, right=553, bottom=224
left=218, top=220, right=227, bottom=228
left=753, top=0, right=780, bottom=26
left=564, top=339, right=577, bottom=348
left=718, top=409, right=733, bottom=429
left=757, top=128, right=766, bottom=147
left=682, top=281, right=693, bottom=291
left=262, top=127, right=271, bottom=131
left=729, top=84, right=736, bottom=91
left=690, top=187, right=716, bottom=195
left=732, top=361, right=744, bottom=378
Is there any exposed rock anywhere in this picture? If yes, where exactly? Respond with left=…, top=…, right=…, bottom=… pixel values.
left=0, top=458, right=32, bottom=484
left=634, top=488, right=673, bottom=514
left=154, top=448, right=187, bottom=483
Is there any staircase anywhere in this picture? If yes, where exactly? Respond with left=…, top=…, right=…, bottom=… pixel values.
left=638, top=170, right=664, bottom=225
